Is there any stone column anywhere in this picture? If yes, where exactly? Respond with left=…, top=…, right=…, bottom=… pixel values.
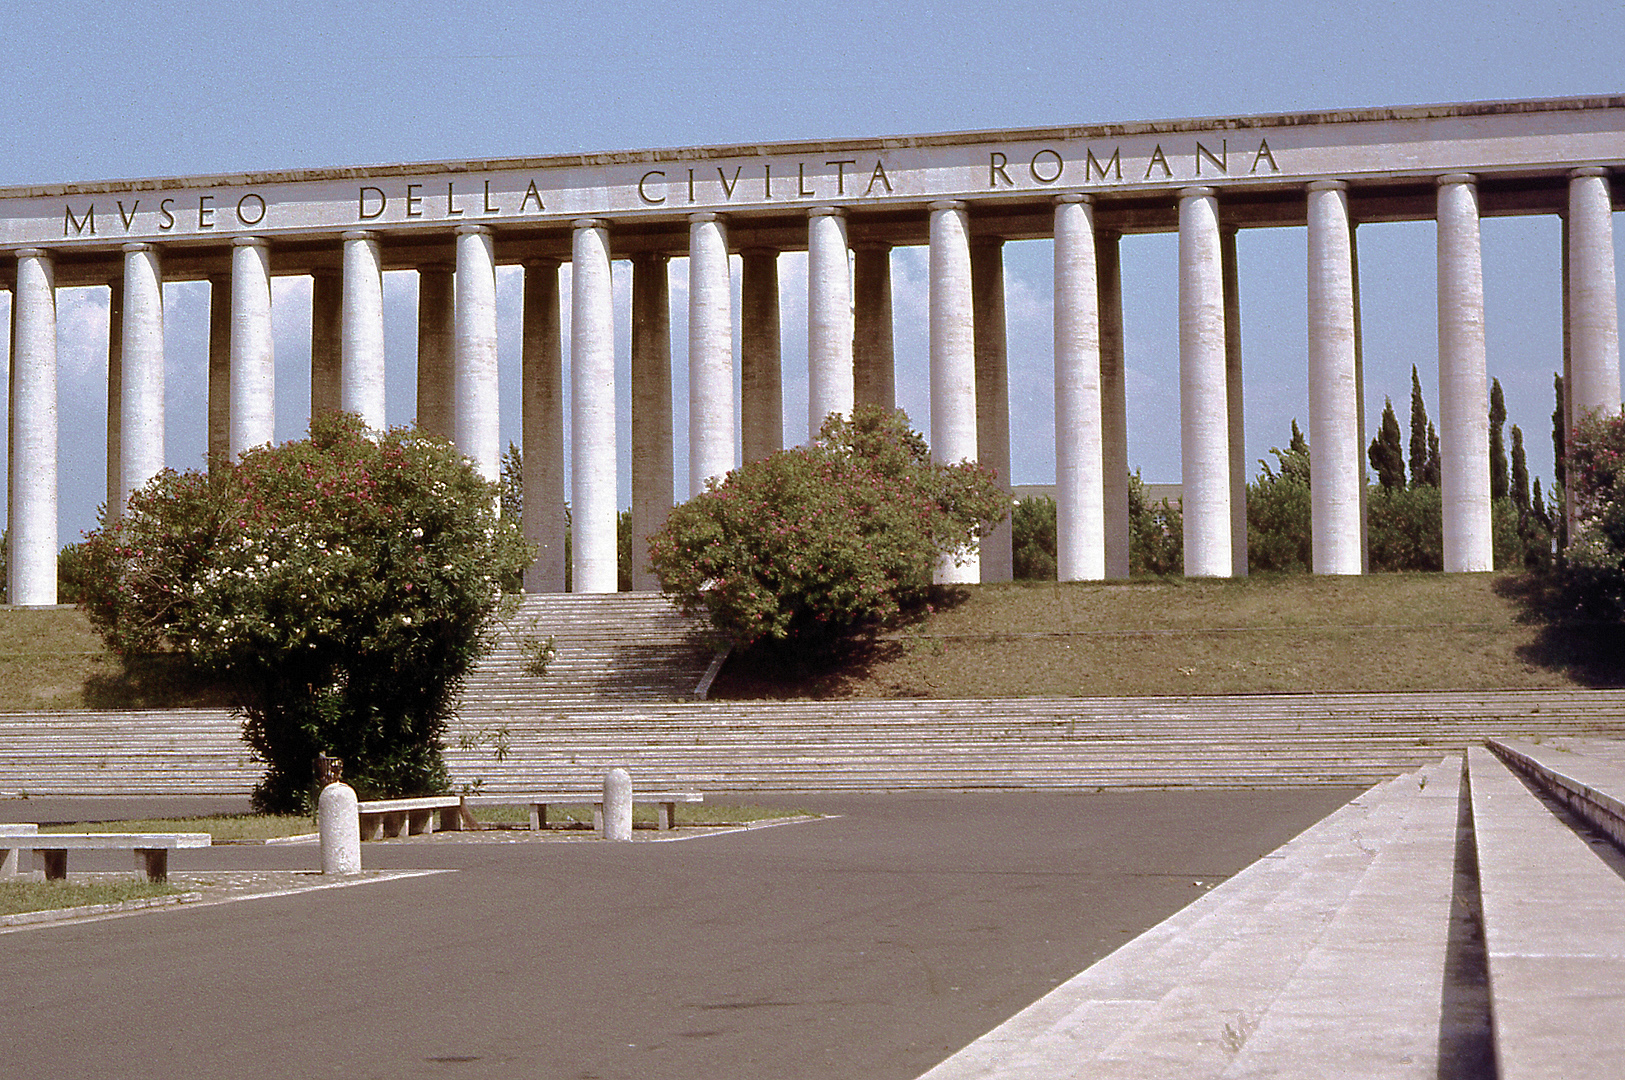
left=853, top=242, right=895, bottom=411
left=309, top=268, right=341, bottom=418
left=1567, top=167, right=1621, bottom=422
left=229, top=237, right=275, bottom=455
left=1098, top=231, right=1130, bottom=579
left=688, top=213, right=733, bottom=494
left=454, top=225, right=499, bottom=483
left=1054, top=195, right=1105, bottom=581
left=571, top=219, right=617, bottom=593
left=631, top=253, right=673, bottom=591
left=10, top=249, right=57, bottom=605
left=207, top=273, right=230, bottom=467
left=929, top=200, right=980, bottom=583
left=973, top=238, right=1012, bottom=582
left=1178, top=187, right=1232, bottom=578
left=740, top=248, right=782, bottom=461
left=522, top=259, right=566, bottom=593
left=106, top=273, right=122, bottom=516
left=416, top=264, right=455, bottom=440
left=341, top=231, right=386, bottom=430
left=1436, top=175, right=1494, bottom=572
left=119, top=243, right=165, bottom=514
left=1306, top=181, right=1363, bottom=575
left=807, top=207, right=854, bottom=435
left=1222, top=228, right=1248, bottom=577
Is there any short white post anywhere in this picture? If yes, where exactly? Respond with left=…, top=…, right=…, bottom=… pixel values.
left=602, top=768, right=633, bottom=841
left=318, top=781, right=362, bottom=875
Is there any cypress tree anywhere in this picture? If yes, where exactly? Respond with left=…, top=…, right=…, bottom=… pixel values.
left=1489, top=378, right=1509, bottom=499
left=1533, top=477, right=1549, bottom=529
left=1424, top=422, right=1442, bottom=487
left=1552, top=372, right=1566, bottom=490
left=1511, top=423, right=1530, bottom=516
left=1368, top=397, right=1406, bottom=491
left=1409, top=365, right=1430, bottom=487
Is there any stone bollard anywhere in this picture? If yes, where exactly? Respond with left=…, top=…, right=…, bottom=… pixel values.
left=318, top=779, right=362, bottom=875
left=602, top=767, right=633, bottom=841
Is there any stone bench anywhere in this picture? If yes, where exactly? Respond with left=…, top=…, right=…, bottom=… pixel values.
left=463, top=792, right=703, bottom=831
left=355, top=796, right=469, bottom=841
left=0, top=823, right=40, bottom=877
left=0, top=830, right=210, bottom=882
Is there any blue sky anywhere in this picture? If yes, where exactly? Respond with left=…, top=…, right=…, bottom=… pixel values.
left=2, top=0, right=1622, bottom=543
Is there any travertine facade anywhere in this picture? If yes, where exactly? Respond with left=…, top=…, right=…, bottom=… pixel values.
left=1, top=96, right=1621, bottom=602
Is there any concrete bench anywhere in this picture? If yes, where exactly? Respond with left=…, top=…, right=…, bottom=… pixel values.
left=0, top=824, right=39, bottom=877
left=464, top=792, right=703, bottom=831
left=0, top=831, right=210, bottom=882
left=355, top=796, right=469, bottom=841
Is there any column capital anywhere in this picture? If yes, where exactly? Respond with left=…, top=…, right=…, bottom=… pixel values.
left=1436, top=172, right=1477, bottom=187
left=852, top=240, right=893, bottom=253
left=739, top=246, right=778, bottom=258
left=1177, top=186, right=1217, bottom=200
left=1054, top=192, right=1093, bottom=206
left=454, top=223, right=493, bottom=238
left=927, top=199, right=966, bottom=213
left=13, top=247, right=50, bottom=259
left=1570, top=165, right=1611, bottom=180
left=688, top=211, right=723, bottom=225
left=1306, top=179, right=1348, bottom=193
left=808, top=205, right=846, bottom=219
left=522, top=255, right=562, bottom=269
left=341, top=230, right=379, bottom=242
left=231, top=236, right=270, bottom=249
left=572, top=217, right=609, bottom=231
left=121, top=242, right=157, bottom=254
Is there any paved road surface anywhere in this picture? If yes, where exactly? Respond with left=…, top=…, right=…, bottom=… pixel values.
left=2, top=789, right=1357, bottom=1080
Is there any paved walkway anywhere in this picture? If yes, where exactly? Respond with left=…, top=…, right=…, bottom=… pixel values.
left=0, top=788, right=1353, bottom=1080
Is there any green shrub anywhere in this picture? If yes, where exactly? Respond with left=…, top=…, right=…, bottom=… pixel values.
left=1012, top=496, right=1058, bottom=580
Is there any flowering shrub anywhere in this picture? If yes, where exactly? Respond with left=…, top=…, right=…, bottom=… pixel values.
left=647, top=406, right=1006, bottom=655
left=1562, top=408, right=1625, bottom=615
left=78, top=413, right=532, bottom=811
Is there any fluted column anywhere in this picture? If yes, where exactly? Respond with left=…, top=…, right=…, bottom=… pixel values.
left=853, top=242, right=895, bottom=411
left=454, top=225, right=499, bottom=483
left=309, top=268, right=341, bottom=417
left=929, top=200, right=979, bottom=583
left=571, top=219, right=617, bottom=593
left=522, top=259, right=566, bottom=593
left=1098, top=231, right=1130, bottom=579
left=631, top=253, right=673, bottom=591
left=207, top=273, right=229, bottom=468
left=740, top=248, right=782, bottom=461
left=1054, top=195, right=1105, bottom=581
left=1567, top=167, right=1621, bottom=422
left=688, top=213, right=733, bottom=494
left=1222, top=228, right=1248, bottom=577
left=1178, top=187, right=1232, bottom=577
left=973, top=238, right=1012, bottom=582
left=229, top=237, right=275, bottom=455
left=1436, top=174, right=1494, bottom=572
left=10, top=249, right=57, bottom=605
left=416, top=265, right=455, bottom=440
left=119, top=243, right=165, bottom=514
left=1306, top=181, right=1363, bottom=574
left=341, top=231, right=386, bottom=430
left=808, top=207, right=854, bottom=435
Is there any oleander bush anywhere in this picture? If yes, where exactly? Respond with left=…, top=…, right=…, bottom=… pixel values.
left=77, top=413, right=532, bottom=811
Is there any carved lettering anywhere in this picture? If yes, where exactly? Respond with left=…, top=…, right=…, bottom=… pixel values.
left=798, top=163, right=814, bottom=197
left=406, top=184, right=424, bottom=218
left=989, top=151, right=1013, bottom=187
left=158, top=198, right=175, bottom=231
left=764, top=164, right=772, bottom=199
left=717, top=166, right=742, bottom=199
left=1029, top=149, right=1063, bottom=184
left=64, top=204, right=95, bottom=236
left=236, top=192, right=267, bottom=226
left=198, top=195, right=215, bottom=229
left=1251, top=139, right=1280, bottom=174
left=117, top=200, right=140, bottom=231
left=359, top=186, right=386, bottom=221
left=864, top=159, right=893, bottom=196
left=637, top=171, right=664, bottom=205
left=687, top=169, right=695, bottom=203
left=1143, top=145, right=1172, bottom=179
left=827, top=159, right=856, bottom=195
left=1195, top=140, right=1227, bottom=175
left=447, top=182, right=464, bottom=216
left=1086, top=148, right=1122, bottom=182
left=483, top=180, right=499, bottom=214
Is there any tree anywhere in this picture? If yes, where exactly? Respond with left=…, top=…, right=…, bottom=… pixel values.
left=1128, top=472, right=1182, bottom=576
left=1409, top=365, right=1431, bottom=487
left=1553, top=372, right=1569, bottom=550
left=78, top=414, right=533, bottom=811
left=1423, top=422, right=1442, bottom=487
left=1511, top=423, right=1530, bottom=517
left=648, top=406, right=1006, bottom=656
left=1248, top=424, right=1312, bottom=572
left=1011, top=495, right=1058, bottom=580
left=1368, top=485, right=1444, bottom=571
left=1560, top=409, right=1625, bottom=615
left=1489, top=378, right=1509, bottom=499
left=1368, top=397, right=1406, bottom=492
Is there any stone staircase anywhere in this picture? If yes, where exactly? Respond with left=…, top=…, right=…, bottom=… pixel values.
left=916, top=737, right=1625, bottom=1079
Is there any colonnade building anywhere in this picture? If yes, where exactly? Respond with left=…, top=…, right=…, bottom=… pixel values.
left=2, top=96, right=1621, bottom=605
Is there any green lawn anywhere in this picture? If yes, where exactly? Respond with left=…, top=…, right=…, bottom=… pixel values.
left=0, top=606, right=228, bottom=711
left=38, top=814, right=312, bottom=841
left=0, top=879, right=182, bottom=917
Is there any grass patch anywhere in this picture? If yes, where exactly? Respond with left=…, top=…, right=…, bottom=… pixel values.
left=0, top=606, right=229, bottom=711
left=39, top=814, right=311, bottom=841
left=470, top=803, right=810, bottom=827
left=0, top=878, right=181, bottom=916
left=711, top=571, right=1598, bottom=699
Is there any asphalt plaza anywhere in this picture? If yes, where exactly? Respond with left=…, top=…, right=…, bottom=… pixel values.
left=2, top=787, right=1357, bottom=1080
